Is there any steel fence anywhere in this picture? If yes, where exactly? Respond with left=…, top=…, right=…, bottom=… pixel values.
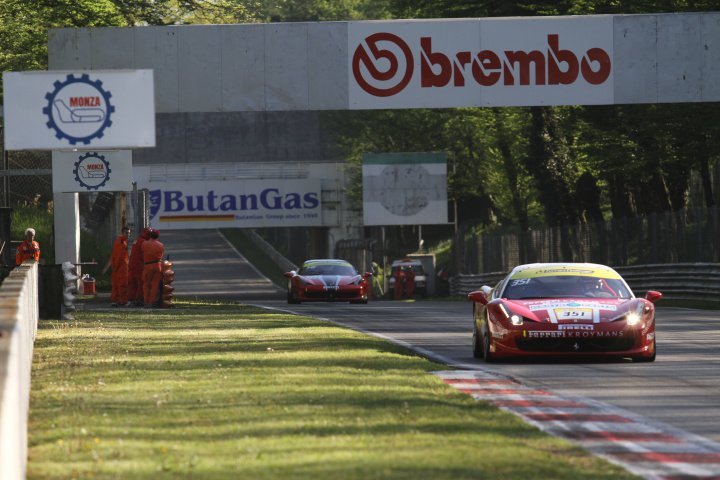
left=452, top=207, right=720, bottom=274
left=449, top=263, right=720, bottom=304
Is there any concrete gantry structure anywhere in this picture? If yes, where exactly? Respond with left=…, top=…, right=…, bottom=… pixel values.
left=46, top=13, right=720, bottom=258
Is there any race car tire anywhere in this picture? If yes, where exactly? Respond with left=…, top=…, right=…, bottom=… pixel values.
left=481, top=322, right=495, bottom=363
left=472, top=324, right=483, bottom=359
left=287, top=290, right=301, bottom=304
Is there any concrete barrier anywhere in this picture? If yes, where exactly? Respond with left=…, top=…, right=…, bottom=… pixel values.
left=0, top=262, right=39, bottom=480
left=449, top=263, right=720, bottom=304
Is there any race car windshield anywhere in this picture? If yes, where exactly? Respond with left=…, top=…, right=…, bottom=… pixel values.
left=502, top=275, right=632, bottom=300
left=299, top=264, right=357, bottom=276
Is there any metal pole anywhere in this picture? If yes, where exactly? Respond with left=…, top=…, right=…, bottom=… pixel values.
left=1, top=127, right=8, bottom=207
left=453, top=157, right=458, bottom=233
left=132, top=182, right=138, bottom=231
left=381, top=226, right=387, bottom=295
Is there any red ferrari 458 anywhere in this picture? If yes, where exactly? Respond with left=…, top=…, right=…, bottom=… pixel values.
left=468, top=263, right=661, bottom=362
left=284, top=259, right=372, bottom=304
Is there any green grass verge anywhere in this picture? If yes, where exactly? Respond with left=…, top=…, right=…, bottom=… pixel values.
left=220, top=229, right=288, bottom=288
left=29, top=301, right=639, bottom=480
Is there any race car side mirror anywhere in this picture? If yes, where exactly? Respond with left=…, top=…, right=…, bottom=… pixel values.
left=645, top=290, right=662, bottom=303
left=283, top=271, right=296, bottom=279
left=363, top=272, right=373, bottom=278
left=467, top=290, right=489, bottom=305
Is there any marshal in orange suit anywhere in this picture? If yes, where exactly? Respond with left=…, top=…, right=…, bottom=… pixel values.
left=110, top=226, right=130, bottom=306
left=141, top=229, right=165, bottom=308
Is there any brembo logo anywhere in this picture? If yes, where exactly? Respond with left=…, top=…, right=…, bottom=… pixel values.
left=352, top=32, right=414, bottom=97
left=352, top=33, right=612, bottom=97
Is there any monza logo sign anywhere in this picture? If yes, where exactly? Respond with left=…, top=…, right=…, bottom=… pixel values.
left=352, top=33, right=611, bottom=98
left=73, top=152, right=111, bottom=190
left=42, top=73, right=115, bottom=145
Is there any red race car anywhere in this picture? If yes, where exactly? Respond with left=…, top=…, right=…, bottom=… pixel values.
left=467, top=263, right=661, bottom=362
left=284, top=259, right=372, bottom=304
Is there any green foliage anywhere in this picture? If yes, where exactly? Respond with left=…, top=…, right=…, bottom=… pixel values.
left=255, top=0, right=393, bottom=21
left=79, top=229, right=112, bottom=289
left=29, top=302, right=638, bottom=480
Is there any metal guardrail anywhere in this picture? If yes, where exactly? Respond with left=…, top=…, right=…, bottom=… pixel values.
left=242, top=229, right=298, bottom=275
left=449, top=272, right=507, bottom=297
left=0, top=261, right=39, bottom=480
left=614, top=263, right=720, bottom=303
left=449, top=263, right=720, bottom=303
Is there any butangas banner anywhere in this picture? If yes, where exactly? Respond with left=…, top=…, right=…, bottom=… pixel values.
left=134, top=173, right=323, bottom=229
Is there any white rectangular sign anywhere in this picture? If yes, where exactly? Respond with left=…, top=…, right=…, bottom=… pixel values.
left=136, top=176, right=322, bottom=229
left=52, top=150, right=133, bottom=192
left=349, top=17, right=614, bottom=109
left=3, top=70, right=155, bottom=150
left=363, top=153, right=447, bottom=226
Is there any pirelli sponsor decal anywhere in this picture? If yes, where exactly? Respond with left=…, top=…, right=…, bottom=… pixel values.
left=558, top=324, right=594, bottom=331
left=523, top=330, right=624, bottom=338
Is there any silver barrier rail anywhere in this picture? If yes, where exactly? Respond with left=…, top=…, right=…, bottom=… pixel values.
left=449, top=263, right=720, bottom=303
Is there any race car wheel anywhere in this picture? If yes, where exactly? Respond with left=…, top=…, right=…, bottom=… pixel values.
left=633, top=339, right=656, bottom=362
left=481, top=322, right=495, bottom=363
left=472, top=324, right=483, bottom=359
left=287, top=289, right=301, bottom=304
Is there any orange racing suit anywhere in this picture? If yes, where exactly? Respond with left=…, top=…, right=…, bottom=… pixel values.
left=110, top=234, right=129, bottom=305
left=16, top=240, right=40, bottom=266
left=142, top=238, right=165, bottom=306
left=128, top=228, right=150, bottom=304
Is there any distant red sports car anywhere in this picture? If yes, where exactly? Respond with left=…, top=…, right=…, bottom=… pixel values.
left=284, top=259, right=372, bottom=304
left=467, top=263, right=661, bottom=362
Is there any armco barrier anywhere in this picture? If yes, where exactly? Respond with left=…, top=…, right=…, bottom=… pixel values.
left=449, top=263, right=720, bottom=304
left=0, top=261, right=39, bottom=480
left=241, top=229, right=298, bottom=274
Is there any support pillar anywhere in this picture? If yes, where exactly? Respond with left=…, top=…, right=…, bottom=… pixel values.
left=53, top=192, right=79, bottom=265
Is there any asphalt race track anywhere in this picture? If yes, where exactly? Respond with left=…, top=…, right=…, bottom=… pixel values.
left=165, top=229, right=720, bottom=445
left=258, top=300, right=720, bottom=444
left=161, top=229, right=283, bottom=300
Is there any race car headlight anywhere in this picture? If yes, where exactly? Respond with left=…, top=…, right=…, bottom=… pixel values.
left=625, top=312, right=641, bottom=326
left=298, top=277, right=313, bottom=286
left=499, top=304, right=524, bottom=326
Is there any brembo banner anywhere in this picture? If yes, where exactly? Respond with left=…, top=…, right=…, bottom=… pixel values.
left=349, top=17, right=613, bottom=108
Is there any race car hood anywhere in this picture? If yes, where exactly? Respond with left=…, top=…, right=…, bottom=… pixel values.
left=297, top=275, right=362, bottom=286
left=501, top=298, right=641, bottom=323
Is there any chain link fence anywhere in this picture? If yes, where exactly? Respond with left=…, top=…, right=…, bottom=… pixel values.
left=0, top=151, right=53, bottom=208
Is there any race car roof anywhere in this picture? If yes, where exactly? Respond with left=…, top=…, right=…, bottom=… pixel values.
left=508, top=263, right=622, bottom=280
left=391, top=258, right=422, bottom=266
left=302, top=259, right=353, bottom=267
